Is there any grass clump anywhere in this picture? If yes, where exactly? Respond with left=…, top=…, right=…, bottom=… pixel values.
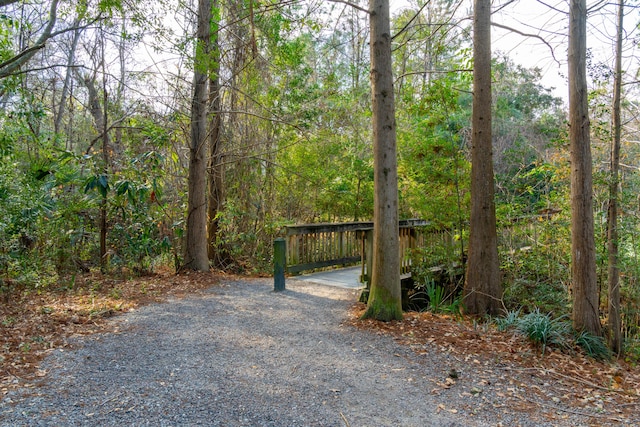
left=516, top=309, right=571, bottom=354
left=494, top=308, right=611, bottom=361
left=574, top=330, right=611, bottom=361
left=495, top=308, right=521, bottom=331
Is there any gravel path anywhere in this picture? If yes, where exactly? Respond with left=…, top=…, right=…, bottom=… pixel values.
left=0, top=278, right=600, bottom=426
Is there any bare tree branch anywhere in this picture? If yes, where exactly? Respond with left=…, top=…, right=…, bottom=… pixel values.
left=491, top=21, right=560, bottom=66
left=1, top=63, right=85, bottom=76
left=0, top=19, right=101, bottom=80
left=0, top=0, right=21, bottom=7
left=391, top=0, right=431, bottom=40
left=587, top=0, right=609, bottom=14
left=535, top=0, right=568, bottom=15
left=395, top=68, right=473, bottom=82
left=326, top=0, right=369, bottom=15
left=492, top=0, right=519, bottom=14
left=0, top=0, right=59, bottom=79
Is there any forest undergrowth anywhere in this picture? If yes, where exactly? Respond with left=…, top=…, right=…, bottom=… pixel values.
left=350, top=305, right=640, bottom=424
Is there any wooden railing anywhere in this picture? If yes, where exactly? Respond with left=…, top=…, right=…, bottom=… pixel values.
left=285, top=222, right=365, bottom=274
left=282, top=213, right=562, bottom=289
left=284, top=219, right=429, bottom=283
left=359, top=219, right=429, bottom=284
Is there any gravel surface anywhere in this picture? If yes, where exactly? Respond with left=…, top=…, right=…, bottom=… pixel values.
left=0, top=278, right=604, bottom=426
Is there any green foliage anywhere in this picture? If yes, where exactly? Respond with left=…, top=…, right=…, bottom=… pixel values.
left=392, top=2, right=472, bottom=225
left=408, top=241, right=464, bottom=314
left=500, top=206, right=572, bottom=314
left=495, top=310, right=612, bottom=361
left=425, top=281, right=447, bottom=312
left=1, top=0, right=638, bottom=361
left=97, top=0, right=124, bottom=16
left=396, top=71, right=471, bottom=225
left=516, top=309, right=571, bottom=354
left=503, top=277, right=569, bottom=315
left=406, top=283, right=463, bottom=314
left=496, top=162, right=558, bottom=215
left=105, top=148, right=174, bottom=274
left=84, top=174, right=110, bottom=198
left=495, top=309, right=521, bottom=331
left=491, top=56, right=565, bottom=222
left=422, top=282, right=462, bottom=314
left=0, top=93, right=179, bottom=283
left=574, top=330, right=611, bottom=361
left=624, top=339, right=640, bottom=365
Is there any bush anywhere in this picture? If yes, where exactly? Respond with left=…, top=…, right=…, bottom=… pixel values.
left=499, top=214, right=571, bottom=315
left=407, top=241, right=464, bottom=313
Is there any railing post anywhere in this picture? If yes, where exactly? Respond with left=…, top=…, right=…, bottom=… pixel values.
left=364, top=229, right=373, bottom=284
left=274, top=238, right=286, bottom=291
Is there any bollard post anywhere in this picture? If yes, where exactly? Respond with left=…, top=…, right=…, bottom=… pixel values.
left=274, top=238, right=286, bottom=291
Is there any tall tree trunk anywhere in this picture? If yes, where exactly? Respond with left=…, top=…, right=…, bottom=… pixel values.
left=568, top=0, right=601, bottom=335
left=607, top=0, right=624, bottom=353
left=100, top=85, right=108, bottom=270
left=54, top=24, right=81, bottom=135
left=207, top=0, right=225, bottom=266
left=463, top=0, right=502, bottom=316
left=361, top=0, right=402, bottom=322
left=78, top=70, right=110, bottom=268
left=184, top=0, right=212, bottom=272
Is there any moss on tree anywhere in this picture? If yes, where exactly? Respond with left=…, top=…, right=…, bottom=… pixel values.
left=361, top=285, right=402, bottom=322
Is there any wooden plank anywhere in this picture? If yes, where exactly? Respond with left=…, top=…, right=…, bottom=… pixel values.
left=286, top=222, right=373, bottom=235
left=285, top=219, right=427, bottom=236
left=287, top=256, right=362, bottom=274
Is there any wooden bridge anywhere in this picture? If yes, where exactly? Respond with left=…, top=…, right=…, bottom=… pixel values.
left=283, top=219, right=454, bottom=285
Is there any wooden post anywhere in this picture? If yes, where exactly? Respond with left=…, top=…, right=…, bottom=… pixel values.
left=358, top=229, right=374, bottom=303
left=274, top=238, right=285, bottom=292
left=365, top=229, right=373, bottom=283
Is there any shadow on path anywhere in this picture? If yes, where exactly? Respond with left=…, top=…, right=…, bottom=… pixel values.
left=0, top=278, right=473, bottom=427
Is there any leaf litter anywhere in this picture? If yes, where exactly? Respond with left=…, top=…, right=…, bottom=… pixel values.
left=1, top=271, right=639, bottom=425
left=0, top=269, right=220, bottom=396
left=349, top=304, right=640, bottom=426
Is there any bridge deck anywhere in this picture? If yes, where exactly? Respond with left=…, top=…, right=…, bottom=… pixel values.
left=295, top=266, right=363, bottom=289
left=295, top=266, right=412, bottom=289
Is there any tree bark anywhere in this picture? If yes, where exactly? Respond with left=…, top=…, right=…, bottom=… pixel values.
left=54, top=24, right=81, bottom=135
left=361, top=0, right=402, bottom=322
left=207, top=0, right=225, bottom=266
left=463, top=0, right=502, bottom=316
left=100, top=85, right=108, bottom=270
left=77, top=70, right=110, bottom=268
left=568, top=0, right=601, bottom=335
left=607, top=0, right=624, bottom=353
left=184, top=0, right=212, bottom=272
